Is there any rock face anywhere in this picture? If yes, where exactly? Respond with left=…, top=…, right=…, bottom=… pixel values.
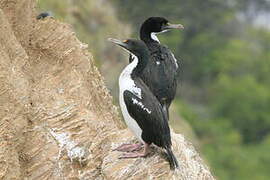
left=0, top=0, right=215, bottom=179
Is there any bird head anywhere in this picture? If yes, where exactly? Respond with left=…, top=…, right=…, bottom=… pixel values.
left=141, top=17, right=184, bottom=34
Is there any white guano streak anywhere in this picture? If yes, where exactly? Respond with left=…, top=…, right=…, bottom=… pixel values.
left=49, top=129, right=86, bottom=162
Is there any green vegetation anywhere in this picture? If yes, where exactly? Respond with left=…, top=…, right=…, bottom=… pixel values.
left=39, top=0, right=270, bottom=179
left=38, top=0, right=130, bottom=66
left=114, top=0, right=270, bottom=179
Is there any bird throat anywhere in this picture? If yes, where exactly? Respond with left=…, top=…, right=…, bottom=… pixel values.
left=150, top=33, right=160, bottom=43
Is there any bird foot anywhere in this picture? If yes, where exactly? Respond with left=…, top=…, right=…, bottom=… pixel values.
left=119, top=152, right=147, bottom=159
left=113, top=143, right=143, bottom=152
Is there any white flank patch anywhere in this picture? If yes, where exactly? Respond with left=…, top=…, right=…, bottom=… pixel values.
left=156, top=61, right=160, bottom=65
left=119, top=54, right=143, bottom=142
left=171, top=52, right=178, bottom=69
left=132, top=98, right=151, bottom=114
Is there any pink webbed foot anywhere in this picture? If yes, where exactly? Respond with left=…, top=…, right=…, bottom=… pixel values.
left=113, top=143, right=143, bottom=152
left=118, top=143, right=150, bottom=159
left=119, top=152, right=147, bottom=159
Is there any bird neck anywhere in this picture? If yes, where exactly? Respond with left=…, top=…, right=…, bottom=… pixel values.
left=140, top=26, right=160, bottom=44
left=130, top=53, right=149, bottom=79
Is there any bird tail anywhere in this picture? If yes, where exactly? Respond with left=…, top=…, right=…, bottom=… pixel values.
left=165, top=147, right=179, bottom=170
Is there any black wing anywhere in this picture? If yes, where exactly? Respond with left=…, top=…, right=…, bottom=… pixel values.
left=123, top=79, right=171, bottom=148
left=141, top=44, right=178, bottom=107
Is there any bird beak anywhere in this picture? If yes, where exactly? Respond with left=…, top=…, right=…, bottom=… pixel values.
left=108, top=38, right=132, bottom=54
left=163, top=23, right=184, bottom=30
left=108, top=38, right=128, bottom=49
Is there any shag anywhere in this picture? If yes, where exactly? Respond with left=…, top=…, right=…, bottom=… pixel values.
left=130, top=17, right=184, bottom=120
left=109, top=38, right=178, bottom=169
left=36, top=12, right=53, bottom=20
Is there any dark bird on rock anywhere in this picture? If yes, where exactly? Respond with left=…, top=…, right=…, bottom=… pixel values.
left=36, top=12, right=53, bottom=20
left=109, top=38, right=179, bottom=169
left=130, top=17, right=184, bottom=120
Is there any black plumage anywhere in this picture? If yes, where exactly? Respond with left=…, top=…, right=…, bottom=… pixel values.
left=36, top=12, right=53, bottom=20
left=109, top=38, right=178, bottom=169
left=130, top=17, right=183, bottom=120
left=124, top=80, right=171, bottom=147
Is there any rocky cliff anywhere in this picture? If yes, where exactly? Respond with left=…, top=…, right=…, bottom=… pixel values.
left=0, top=0, right=214, bottom=179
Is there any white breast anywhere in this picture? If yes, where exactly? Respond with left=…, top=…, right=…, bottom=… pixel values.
left=119, top=55, right=143, bottom=142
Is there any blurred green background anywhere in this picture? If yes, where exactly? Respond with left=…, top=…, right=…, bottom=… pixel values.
left=38, top=0, right=270, bottom=179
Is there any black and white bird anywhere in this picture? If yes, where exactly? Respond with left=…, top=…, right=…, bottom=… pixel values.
left=130, top=17, right=184, bottom=120
left=108, top=38, right=178, bottom=169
